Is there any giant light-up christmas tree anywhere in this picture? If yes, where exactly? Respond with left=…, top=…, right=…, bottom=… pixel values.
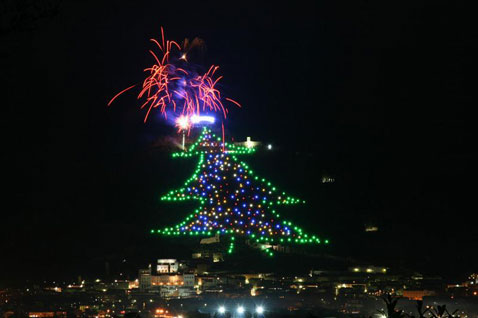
left=152, top=127, right=328, bottom=256
left=108, top=28, right=328, bottom=256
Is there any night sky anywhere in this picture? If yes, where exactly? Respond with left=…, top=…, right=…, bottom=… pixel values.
left=1, top=1, right=475, bottom=284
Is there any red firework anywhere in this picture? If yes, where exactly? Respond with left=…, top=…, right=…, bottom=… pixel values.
left=107, top=27, right=240, bottom=128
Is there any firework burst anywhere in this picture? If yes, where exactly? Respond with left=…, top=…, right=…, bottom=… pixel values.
left=108, top=28, right=240, bottom=131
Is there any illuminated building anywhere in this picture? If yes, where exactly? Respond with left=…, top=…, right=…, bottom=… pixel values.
left=138, top=262, right=196, bottom=297
left=335, top=283, right=367, bottom=297
left=321, top=176, right=335, bottom=183
left=109, top=280, right=130, bottom=290
left=192, top=234, right=224, bottom=262
left=139, top=268, right=152, bottom=291
left=28, top=313, right=67, bottom=318
left=234, top=136, right=261, bottom=149
left=200, top=233, right=221, bottom=244
left=191, top=251, right=223, bottom=262
left=365, top=225, right=379, bottom=232
left=150, top=274, right=195, bottom=287
left=157, top=259, right=179, bottom=274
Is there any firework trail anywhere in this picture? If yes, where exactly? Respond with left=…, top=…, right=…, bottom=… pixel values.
left=107, top=28, right=240, bottom=132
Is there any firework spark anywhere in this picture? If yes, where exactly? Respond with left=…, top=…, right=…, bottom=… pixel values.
left=108, top=27, right=240, bottom=130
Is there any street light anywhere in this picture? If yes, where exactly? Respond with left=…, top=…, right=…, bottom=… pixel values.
left=256, top=306, right=264, bottom=314
left=237, top=306, right=245, bottom=314
left=218, top=306, right=226, bottom=314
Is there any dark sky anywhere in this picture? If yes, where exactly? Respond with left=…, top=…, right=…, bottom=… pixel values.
left=1, top=0, right=476, bottom=284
